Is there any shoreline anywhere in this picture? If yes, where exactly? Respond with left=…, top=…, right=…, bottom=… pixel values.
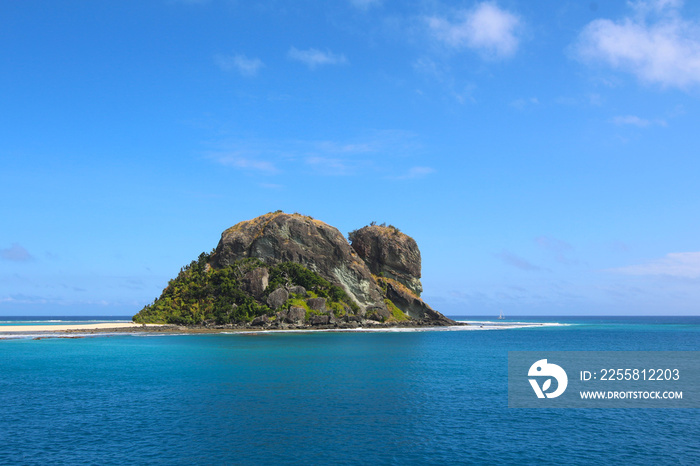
left=0, top=322, right=157, bottom=333
left=0, top=319, right=562, bottom=339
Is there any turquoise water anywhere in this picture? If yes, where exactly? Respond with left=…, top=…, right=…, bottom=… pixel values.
left=0, top=317, right=698, bottom=464
left=0, top=316, right=131, bottom=326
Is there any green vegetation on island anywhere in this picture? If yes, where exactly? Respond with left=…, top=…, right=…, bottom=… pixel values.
left=133, top=252, right=363, bottom=325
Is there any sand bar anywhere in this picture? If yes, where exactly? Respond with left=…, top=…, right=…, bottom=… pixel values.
left=0, top=322, right=158, bottom=333
left=0, top=320, right=566, bottom=338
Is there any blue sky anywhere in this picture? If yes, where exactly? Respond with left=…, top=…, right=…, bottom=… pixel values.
left=2, top=0, right=700, bottom=316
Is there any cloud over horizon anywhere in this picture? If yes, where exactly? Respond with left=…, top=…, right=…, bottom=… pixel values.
left=0, top=243, right=34, bottom=262
left=610, top=251, right=700, bottom=278
left=427, top=2, right=522, bottom=59
left=575, top=0, right=700, bottom=89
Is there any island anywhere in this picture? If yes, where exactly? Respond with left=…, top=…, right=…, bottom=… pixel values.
left=133, top=211, right=459, bottom=330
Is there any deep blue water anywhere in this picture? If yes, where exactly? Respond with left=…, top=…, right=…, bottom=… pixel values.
left=0, top=316, right=698, bottom=465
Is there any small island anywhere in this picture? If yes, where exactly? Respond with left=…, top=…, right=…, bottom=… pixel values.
left=133, top=211, right=458, bottom=330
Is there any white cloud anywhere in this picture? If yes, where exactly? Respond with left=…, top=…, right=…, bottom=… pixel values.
left=611, top=115, right=667, bottom=127
left=305, top=156, right=353, bottom=175
left=392, top=166, right=435, bottom=180
left=427, top=2, right=522, bottom=59
left=259, top=183, right=284, bottom=190
left=211, top=153, right=278, bottom=174
left=611, top=252, right=700, bottom=278
left=510, top=97, right=539, bottom=109
left=207, top=131, right=421, bottom=177
left=288, top=47, right=348, bottom=69
left=412, top=57, right=477, bottom=104
left=215, top=54, right=264, bottom=77
left=632, top=0, right=684, bottom=15
left=575, top=0, right=700, bottom=89
left=314, top=141, right=375, bottom=154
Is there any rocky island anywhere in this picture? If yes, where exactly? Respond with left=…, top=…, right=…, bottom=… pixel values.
left=133, top=212, right=458, bottom=330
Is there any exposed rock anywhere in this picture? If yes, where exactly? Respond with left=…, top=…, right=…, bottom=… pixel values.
left=286, top=306, right=306, bottom=324
left=251, top=315, right=269, bottom=326
left=307, top=297, right=326, bottom=312
left=309, top=314, right=330, bottom=326
left=241, top=267, right=269, bottom=298
left=267, top=287, right=289, bottom=310
left=211, top=212, right=385, bottom=311
left=350, top=225, right=423, bottom=296
left=365, top=306, right=391, bottom=322
left=328, top=312, right=340, bottom=324
left=382, top=277, right=455, bottom=326
left=289, top=285, right=306, bottom=296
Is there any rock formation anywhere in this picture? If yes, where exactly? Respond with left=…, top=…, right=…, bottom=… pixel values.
left=133, top=212, right=457, bottom=328
left=349, top=224, right=423, bottom=296
left=211, top=211, right=384, bottom=312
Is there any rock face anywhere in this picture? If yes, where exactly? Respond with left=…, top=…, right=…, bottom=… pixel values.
left=242, top=267, right=269, bottom=298
left=380, top=277, right=453, bottom=325
left=211, top=212, right=385, bottom=312
left=307, top=297, right=326, bottom=312
left=285, top=307, right=306, bottom=324
left=266, top=288, right=289, bottom=310
left=350, top=225, right=423, bottom=296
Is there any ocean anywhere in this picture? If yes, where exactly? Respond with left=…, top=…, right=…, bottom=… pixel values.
left=0, top=316, right=698, bottom=465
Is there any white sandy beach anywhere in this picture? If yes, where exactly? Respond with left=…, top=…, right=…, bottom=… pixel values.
left=0, top=322, right=152, bottom=333
left=0, top=320, right=565, bottom=337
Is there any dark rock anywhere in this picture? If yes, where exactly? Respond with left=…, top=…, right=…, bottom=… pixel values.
left=350, top=225, right=423, bottom=296
left=211, top=212, right=384, bottom=311
left=289, top=285, right=306, bottom=296
left=241, top=267, right=269, bottom=298
left=251, top=315, right=269, bottom=326
left=365, top=305, right=391, bottom=322
left=309, top=314, right=330, bottom=325
left=267, top=287, right=289, bottom=309
left=286, top=306, right=306, bottom=324
left=306, top=297, right=326, bottom=312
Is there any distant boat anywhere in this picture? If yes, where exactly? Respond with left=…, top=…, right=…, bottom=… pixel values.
left=498, top=311, right=505, bottom=320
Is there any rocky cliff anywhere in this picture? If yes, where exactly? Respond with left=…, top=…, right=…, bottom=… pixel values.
left=349, top=224, right=423, bottom=296
left=211, top=212, right=384, bottom=312
left=133, top=212, right=456, bottom=328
